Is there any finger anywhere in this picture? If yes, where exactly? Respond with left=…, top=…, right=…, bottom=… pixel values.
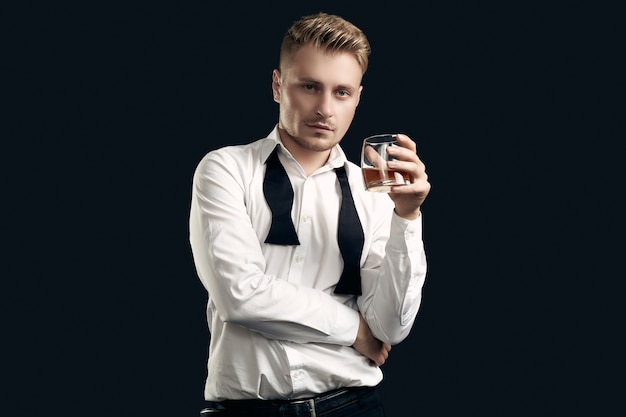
left=394, top=133, right=417, bottom=153
left=369, top=355, right=382, bottom=366
left=364, top=145, right=385, bottom=169
left=387, top=159, right=422, bottom=182
left=386, top=143, right=419, bottom=164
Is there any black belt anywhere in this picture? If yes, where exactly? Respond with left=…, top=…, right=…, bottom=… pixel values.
left=201, top=386, right=376, bottom=416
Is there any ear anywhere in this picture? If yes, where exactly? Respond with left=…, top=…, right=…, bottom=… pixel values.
left=272, top=69, right=281, bottom=103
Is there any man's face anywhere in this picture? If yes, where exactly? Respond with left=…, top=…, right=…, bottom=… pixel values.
left=272, top=43, right=363, bottom=154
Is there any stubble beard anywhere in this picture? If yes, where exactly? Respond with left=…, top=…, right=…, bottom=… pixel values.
left=292, top=133, right=339, bottom=152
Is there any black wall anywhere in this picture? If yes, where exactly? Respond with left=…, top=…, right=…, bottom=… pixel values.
left=6, top=2, right=623, bottom=416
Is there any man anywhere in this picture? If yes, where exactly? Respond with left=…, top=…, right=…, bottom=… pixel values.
left=189, top=12, right=430, bottom=416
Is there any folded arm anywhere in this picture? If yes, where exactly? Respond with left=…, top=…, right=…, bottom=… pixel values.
left=189, top=150, right=360, bottom=347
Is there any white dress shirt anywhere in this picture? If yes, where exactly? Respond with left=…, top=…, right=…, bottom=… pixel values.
left=189, top=126, right=427, bottom=401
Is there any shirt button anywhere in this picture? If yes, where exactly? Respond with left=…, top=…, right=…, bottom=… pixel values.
left=295, top=255, right=303, bottom=263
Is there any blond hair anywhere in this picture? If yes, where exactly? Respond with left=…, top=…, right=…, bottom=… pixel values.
left=279, top=12, right=371, bottom=75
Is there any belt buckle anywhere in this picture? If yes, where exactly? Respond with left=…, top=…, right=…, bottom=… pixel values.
left=289, top=398, right=316, bottom=417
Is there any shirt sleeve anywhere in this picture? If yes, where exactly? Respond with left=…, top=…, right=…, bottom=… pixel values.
left=357, top=210, right=427, bottom=345
left=189, top=150, right=359, bottom=346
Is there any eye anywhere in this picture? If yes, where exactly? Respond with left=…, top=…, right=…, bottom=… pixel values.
left=337, top=90, right=350, bottom=97
left=303, top=84, right=316, bottom=92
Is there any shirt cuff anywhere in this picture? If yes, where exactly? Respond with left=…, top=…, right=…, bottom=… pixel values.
left=387, top=212, right=423, bottom=252
left=333, top=303, right=361, bottom=346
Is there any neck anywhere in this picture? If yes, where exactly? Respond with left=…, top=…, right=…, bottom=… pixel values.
left=278, top=130, right=331, bottom=176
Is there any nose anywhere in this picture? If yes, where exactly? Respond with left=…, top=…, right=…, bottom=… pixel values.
left=315, top=92, right=334, bottom=118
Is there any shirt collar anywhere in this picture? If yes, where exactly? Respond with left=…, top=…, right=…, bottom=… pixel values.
left=262, top=125, right=348, bottom=170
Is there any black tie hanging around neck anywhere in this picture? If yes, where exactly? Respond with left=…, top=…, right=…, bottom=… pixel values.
left=333, top=166, right=364, bottom=295
left=263, top=147, right=300, bottom=245
left=262, top=146, right=364, bottom=296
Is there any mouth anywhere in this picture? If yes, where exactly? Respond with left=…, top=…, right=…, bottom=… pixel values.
left=306, top=123, right=334, bottom=132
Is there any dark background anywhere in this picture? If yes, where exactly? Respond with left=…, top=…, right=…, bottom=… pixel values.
left=5, top=1, right=623, bottom=416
